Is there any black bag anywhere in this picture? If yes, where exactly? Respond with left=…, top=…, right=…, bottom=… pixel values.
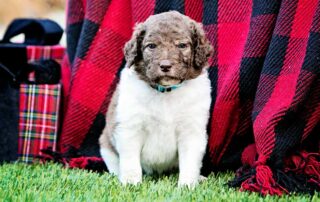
left=0, top=18, right=63, bottom=163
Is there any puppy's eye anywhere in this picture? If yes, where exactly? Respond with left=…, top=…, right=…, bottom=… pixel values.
left=146, top=43, right=157, bottom=49
left=177, top=43, right=188, bottom=49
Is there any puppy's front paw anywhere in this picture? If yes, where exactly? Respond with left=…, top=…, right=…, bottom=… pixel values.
left=199, top=175, right=207, bottom=182
left=120, top=171, right=142, bottom=185
left=178, top=177, right=199, bottom=189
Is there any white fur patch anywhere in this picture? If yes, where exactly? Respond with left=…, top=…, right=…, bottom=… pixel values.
left=100, top=148, right=119, bottom=176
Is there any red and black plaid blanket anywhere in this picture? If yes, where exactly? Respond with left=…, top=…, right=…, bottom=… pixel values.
left=59, top=0, right=320, bottom=195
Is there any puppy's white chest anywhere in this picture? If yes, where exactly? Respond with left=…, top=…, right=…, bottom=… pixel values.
left=140, top=108, right=179, bottom=174
left=116, top=68, right=211, bottom=175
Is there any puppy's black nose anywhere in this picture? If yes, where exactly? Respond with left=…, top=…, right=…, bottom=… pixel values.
left=160, top=60, right=172, bottom=72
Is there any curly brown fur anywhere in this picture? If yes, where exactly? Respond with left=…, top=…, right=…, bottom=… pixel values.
left=124, top=11, right=212, bottom=87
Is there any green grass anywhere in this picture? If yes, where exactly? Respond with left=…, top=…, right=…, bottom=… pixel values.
left=0, top=163, right=318, bottom=202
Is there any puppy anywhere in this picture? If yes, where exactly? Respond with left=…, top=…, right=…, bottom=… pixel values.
left=99, top=11, right=212, bottom=187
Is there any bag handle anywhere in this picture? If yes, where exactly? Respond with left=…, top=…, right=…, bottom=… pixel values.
left=1, top=18, right=63, bottom=45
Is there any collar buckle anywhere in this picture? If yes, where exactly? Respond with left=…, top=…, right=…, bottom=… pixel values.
left=152, top=83, right=183, bottom=93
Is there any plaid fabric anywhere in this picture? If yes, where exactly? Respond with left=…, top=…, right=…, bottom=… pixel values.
left=18, top=84, right=61, bottom=163
left=61, top=0, right=320, bottom=195
left=27, top=45, right=65, bottom=62
left=27, top=45, right=65, bottom=81
left=18, top=45, right=64, bottom=163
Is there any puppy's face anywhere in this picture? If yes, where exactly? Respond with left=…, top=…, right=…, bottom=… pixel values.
left=124, top=11, right=212, bottom=86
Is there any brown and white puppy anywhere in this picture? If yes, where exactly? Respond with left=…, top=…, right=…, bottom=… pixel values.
left=99, top=11, right=212, bottom=187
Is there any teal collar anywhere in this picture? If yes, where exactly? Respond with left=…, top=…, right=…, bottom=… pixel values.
left=151, top=83, right=183, bottom=93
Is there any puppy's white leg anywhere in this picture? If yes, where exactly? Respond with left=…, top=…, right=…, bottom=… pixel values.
left=177, top=127, right=207, bottom=188
left=100, top=147, right=119, bottom=176
left=116, top=127, right=143, bottom=185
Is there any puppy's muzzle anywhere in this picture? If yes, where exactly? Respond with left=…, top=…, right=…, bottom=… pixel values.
left=160, top=60, right=172, bottom=72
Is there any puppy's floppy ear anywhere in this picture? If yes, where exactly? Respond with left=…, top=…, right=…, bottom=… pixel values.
left=191, top=22, right=213, bottom=69
left=124, top=23, right=146, bottom=67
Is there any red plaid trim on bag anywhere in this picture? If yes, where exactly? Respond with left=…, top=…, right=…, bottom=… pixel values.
left=18, top=84, right=61, bottom=163
left=27, top=45, right=65, bottom=62
left=26, top=46, right=65, bottom=82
